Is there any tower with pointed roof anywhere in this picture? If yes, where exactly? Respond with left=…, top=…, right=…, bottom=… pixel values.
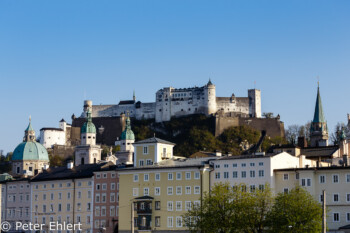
left=12, top=118, right=49, bottom=176
left=310, top=84, right=329, bottom=147
left=75, top=109, right=102, bottom=166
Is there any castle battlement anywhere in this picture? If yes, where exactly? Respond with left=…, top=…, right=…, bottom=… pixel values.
left=81, top=80, right=261, bottom=122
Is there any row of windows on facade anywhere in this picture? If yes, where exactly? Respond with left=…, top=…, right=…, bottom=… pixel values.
left=133, top=171, right=200, bottom=182
left=33, top=181, right=92, bottom=189
left=332, top=212, right=350, bottom=223
left=4, top=184, right=30, bottom=190
left=34, top=215, right=90, bottom=226
left=215, top=162, right=264, bottom=168
left=3, top=208, right=30, bottom=218
left=135, top=215, right=184, bottom=228
left=5, top=194, right=30, bottom=202
left=34, top=191, right=93, bottom=201
left=319, top=193, right=350, bottom=203
left=141, top=146, right=168, bottom=157
left=215, top=170, right=265, bottom=179
left=132, top=186, right=201, bottom=196
left=95, top=172, right=117, bottom=179
left=283, top=173, right=350, bottom=184
left=33, top=202, right=92, bottom=213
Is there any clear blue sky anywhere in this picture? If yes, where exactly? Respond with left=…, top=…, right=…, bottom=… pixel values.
left=1, top=0, right=349, bottom=154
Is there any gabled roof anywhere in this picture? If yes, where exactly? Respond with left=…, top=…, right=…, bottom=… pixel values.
left=301, top=146, right=339, bottom=158
left=133, top=137, right=175, bottom=145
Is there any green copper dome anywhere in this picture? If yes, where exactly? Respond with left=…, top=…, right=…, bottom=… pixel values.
left=120, top=117, right=135, bottom=140
left=12, top=141, right=49, bottom=161
left=12, top=120, right=49, bottom=161
left=81, top=110, right=96, bottom=134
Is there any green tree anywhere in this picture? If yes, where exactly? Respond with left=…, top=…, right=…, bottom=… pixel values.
left=183, top=183, right=273, bottom=233
left=267, top=187, right=323, bottom=233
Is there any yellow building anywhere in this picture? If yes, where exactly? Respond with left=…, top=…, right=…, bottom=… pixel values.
left=30, top=162, right=111, bottom=233
left=119, top=137, right=213, bottom=233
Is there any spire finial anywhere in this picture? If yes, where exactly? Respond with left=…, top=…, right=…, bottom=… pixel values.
left=29, top=115, right=31, bottom=123
left=133, top=90, right=136, bottom=101
left=317, top=76, right=319, bottom=88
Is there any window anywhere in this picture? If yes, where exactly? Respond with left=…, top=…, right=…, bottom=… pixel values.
left=347, top=193, right=350, bottom=202
left=233, top=163, right=237, bottom=167
left=185, top=186, right=191, bottom=194
left=67, top=203, right=71, bottom=211
left=111, top=183, right=115, bottom=190
left=250, top=162, right=255, bottom=167
left=233, top=171, right=238, bottom=178
left=320, top=194, right=324, bottom=202
left=168, top=173, right=173, bottom=180
left=176, top=201, right=182, bottom=211
left=334, top=213, right=340, bottom=222
left=296, top=173, right=299, bottom=179
left=250, top=171, right=255, bottom=178
left=139, top=160, right=144, bottom=166
left=146, top=159, right=153, bottom=165
left=155, top=173, right=160, bottom=181
left=194, top=186, right=200, bottom=194
left=176, top=186, right=182, bottom=195
left=110, top=193, right=115, bottom=202
left=144, top=188, right=149, bottom=196
left=194, top=172, right=200, bottom=179
left=259, top=184, right=265, bottom=191
left=319, top=175, right=325, bottom=184
left=283, top=188, right=289, bottom=194
left=167, top=187, right=173, bottom=195
left=185, top=201, right=192, bottom=211
left=307, top=178, right=311, bottom=186
left=334, top=194, right=339, bottom=202
left=259, top=162, right=264, bottom=166
left=96, top=184, right=100, bottom=190
left=215, top=172, right=221, bottom=179
left=167, top=201, right=173, bottom=211
left=144, top=174, right=149, bottom=181
left=283, top=174, right=289, bottom=180
left=301, top=178, right=311, bottom=187
left=185, top=172, right=191, bottom=180
left=176, top=216, right=182, bottom=227
left=155, top=201, right=161, bottom=210
left=346, top=174, right=350, bottom=183
left=176, top=172, right=182, bottom=180
left=224, top=172, right=229, bottom=179
left=215, top=164, right=220, bottom=168
left=95, top=207, right=100, bottom=217
left=167, top=216, right=173, bottom=227
left=155, top=187, right=160, bottom=196
left=333, top=174, right=339, bottom=183
left=155, top=216, right=161, bottom=227
left=133, top=188, right=138, bottom=197
left=133, top=174, right=139, bottom=182
left=258, top=170, right=264, bottom=177
left=242, top=163, right=246, bottom=167
left=224, top=164, right=229, bottom=168
left=95, top=194, right=100, bottom=203
left=241, top=171, right=246, bottom=178
left=101, top=193, right=107, bottom=203
left=143, top=146, right=148, bottom=154
left=302, top=179, right=306, bottom=186
left=250, top=185, right=255, bottom=192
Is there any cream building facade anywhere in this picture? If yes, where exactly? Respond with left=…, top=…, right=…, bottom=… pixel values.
left=30, top=162, right=110, bottom=233
left=118, top=137, right=215, bottom=233
left=275, top=165, right=350, bottom=232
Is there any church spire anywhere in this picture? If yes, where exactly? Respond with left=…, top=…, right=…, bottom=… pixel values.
left=312, top=84, right=326, bottom=123
left=310, top=83, right=328, bottom=147
left=24, top=116, right=36, bottom=142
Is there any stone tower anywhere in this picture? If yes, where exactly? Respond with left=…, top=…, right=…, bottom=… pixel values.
left=204, top=79, right=217, bottom=115
left=310, top=84, right=328, bottom=147
left=248, top=89, right=261, bottom=118
left=75, top=109, right=102, bottom=166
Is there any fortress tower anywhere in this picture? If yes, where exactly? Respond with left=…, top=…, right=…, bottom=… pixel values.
left=204, top=79, right=217, bottom=115
left=248, top=89, right=261, bottom=118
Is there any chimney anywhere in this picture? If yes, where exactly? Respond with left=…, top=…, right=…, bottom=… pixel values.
left=298, top=137, right=307, bottom=148
left=343, top=154, right=348, bottom=167
left=215, top=150, right=222, bottom=157
left=43, top=164, right=49, bottom=170
left=299, top=155, right=305, bottom=168
left=67, top=160, right=74, bottom=169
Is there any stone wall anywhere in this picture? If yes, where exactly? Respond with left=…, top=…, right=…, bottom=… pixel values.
left=214, top=116, right=285, bottom=138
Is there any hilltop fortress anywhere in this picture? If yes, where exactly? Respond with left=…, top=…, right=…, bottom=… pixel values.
left=82, top=80, right=262, bottom=122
